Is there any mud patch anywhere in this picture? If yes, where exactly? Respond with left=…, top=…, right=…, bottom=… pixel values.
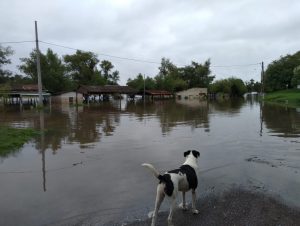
left=126, top=189, right=300, bottom=226
left=245, top=156, right=278, bottom=167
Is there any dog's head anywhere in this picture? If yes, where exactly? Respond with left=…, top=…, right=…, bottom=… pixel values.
left=184, top=150, right=200, bottom=159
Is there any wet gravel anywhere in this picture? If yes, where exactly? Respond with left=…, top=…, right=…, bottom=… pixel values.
left=126, top=189, right=300, bottom=226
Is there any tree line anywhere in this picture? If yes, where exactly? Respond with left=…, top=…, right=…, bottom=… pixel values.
left=127, top=58, right=260, bottom=97
left=0, top=46, right=120, bottom=94
left=1, top=45, right=265, bottom=96
left=264, top=51, right=300, bottom=91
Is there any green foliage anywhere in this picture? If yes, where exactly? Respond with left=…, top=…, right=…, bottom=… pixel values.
left=127, top=58, right=214, bottom=93
left=180, top=59, right=215, bottom=88
left=127, top=73, right=156, bottom=91
left=154, top=58, right=214, bottom=92
left=19, top=49, right=73, bottom=93
left=264, top=89, right=300, bottom=108
left=209, top=77, right=247, bottom=97
left=0, top=126, right=38, bottom=157
left=100, top=60, right=120, bottom=85
left=0, top=45, right=14, bottom=83
left=291, top=66, right=300, bottom=88
left=155, top=58, right=188, bottom=92
left=18, top=48, right=121, bottom=92
left=245, top=79, right=261, bottom=92
left=264, top=51, right=300, bottom=92
left=64, top=50, right=105, bottom=87
left=0, top=83, right=11, bottom=98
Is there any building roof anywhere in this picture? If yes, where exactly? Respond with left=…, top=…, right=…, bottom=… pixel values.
left=77, top=85, right=137, bottom=94
left=137, top=90, right=173, bottom=96
left=176, top=88, right=207, bottom=95
left=11, top=84, right=47, bottom=92
left=0, top=84, right=50, bottom=96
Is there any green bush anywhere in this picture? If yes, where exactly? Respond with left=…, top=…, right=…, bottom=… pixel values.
left=0, top=127, right=38, bottom=157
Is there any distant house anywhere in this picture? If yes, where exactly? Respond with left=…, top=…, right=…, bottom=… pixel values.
left=77, top=85, right=137, bottom=96
left=176, top=88, right=207, bottom=100
left=0, top=84, right=50, bottom=106
left=77, top=85, right=138, bottom=102
left=51, top=91, right=83, bottom=104
left=297, top=85, right=300, bottom=89
left=137, top=90, right=173, bottom=99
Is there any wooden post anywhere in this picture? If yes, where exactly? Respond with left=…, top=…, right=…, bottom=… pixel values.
left=261, top=61, right=264, bottom=94
left=35, top=21, right=43, bottom=106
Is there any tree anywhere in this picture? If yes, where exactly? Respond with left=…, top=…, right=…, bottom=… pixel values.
left=209, top=77, right=247, bottom=97
left=0, top=45, right=14, bottom=84
left=19, top=49, right=72, bottom=93
left=245, top=79, right=255, bottom=92
left=64, top=50, right=105, bottom=87
left=264, top=51, right=300, bottom=91
left=245, top=79, right=261, bottom=92
left=8, top=74, right=33, bottom=85
left=126, top=58, right=215, bottom=93
left=154, top=58, right=187, bottom=92
left=110, top=70, right=120, bottom=85
left=180, top=59, right=214, bottom=88
left=127, top=73, right=156, bottom=91
left=100, top=60, right=120, bottom=85
left=291, top=66, right=300, bottom=88
left=158, top=58, right=177, bottom=77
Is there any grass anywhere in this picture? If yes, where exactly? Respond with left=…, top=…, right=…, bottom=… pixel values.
left=264, top=89, right=300, bottom=108
left=0, top=126, right=39, bottom=157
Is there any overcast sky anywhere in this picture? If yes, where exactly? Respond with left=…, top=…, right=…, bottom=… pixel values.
left=1, top=0, right=300, bottom=85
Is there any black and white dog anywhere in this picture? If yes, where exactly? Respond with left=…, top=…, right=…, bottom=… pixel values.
left=142, top=150, right=200, bottom=226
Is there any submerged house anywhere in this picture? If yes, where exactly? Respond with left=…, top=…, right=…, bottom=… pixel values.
left=0, top=84, right=51, bottom=106
left=51, top=91, right=83, bottom=104
left=176, top=88, right=207, bottom=100
left=137, top=90, right=173, bottom=99
left=77, top=85, right=137, bottom=102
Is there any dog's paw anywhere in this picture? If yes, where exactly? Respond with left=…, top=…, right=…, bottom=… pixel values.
left=192, top=209, right=199, bottom=214
left=178, top=203, right=188, bottom=211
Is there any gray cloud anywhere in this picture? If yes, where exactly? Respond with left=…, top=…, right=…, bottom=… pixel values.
left=1, top=0, right=300, bottom=84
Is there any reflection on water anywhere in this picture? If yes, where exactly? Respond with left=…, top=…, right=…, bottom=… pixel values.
left=1, top=99, right=299, bottom=157
left=1, top=100, right=212, bottom=153
left=0, top=99, right=300, bottom=226
left=263, top=103, right=300, bottom=138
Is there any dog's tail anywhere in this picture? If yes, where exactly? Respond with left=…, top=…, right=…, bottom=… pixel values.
left=141, top=163, right=160, bottom=178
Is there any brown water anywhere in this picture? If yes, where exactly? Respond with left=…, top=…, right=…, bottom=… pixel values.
left=0, top=98, right=299, bottom=226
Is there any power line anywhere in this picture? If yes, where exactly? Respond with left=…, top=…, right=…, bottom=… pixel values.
left=39, top=40, right=161, bottom=65
left=0, top=40, right=35, bottom=44
left=211, top=62, right=261, bottom=68
left=40, top=41, right=262, bottom=68
left=1, top=39, right=263, bottom=68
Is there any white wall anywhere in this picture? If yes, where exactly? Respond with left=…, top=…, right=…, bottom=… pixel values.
left=176, top=88, right=207, bottom=99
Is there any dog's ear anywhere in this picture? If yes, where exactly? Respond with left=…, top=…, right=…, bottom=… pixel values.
left=184, top=150, right=191, bottom=157
left=192, top=150, right=200, bottom=158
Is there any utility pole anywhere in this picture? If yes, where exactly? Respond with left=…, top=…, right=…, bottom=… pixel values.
left=143, top=74, right=146, bottom=103
left=35, top=21, right=43, bottom=106
left=261, top=61, right=264, bottom=94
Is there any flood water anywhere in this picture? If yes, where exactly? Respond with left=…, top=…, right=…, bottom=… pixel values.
left=0, top=98, right=300, bottom=226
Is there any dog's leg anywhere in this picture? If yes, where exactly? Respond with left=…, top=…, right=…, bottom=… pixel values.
left=179, top=191, right=188, bottom=210
left=191, top=189, right=199, bottom=214
left=167, top=196, right=176, bottom=226
left=151, top=184, right=165, bottom=226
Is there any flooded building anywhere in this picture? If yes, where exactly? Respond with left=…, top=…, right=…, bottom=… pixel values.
left=176, top=88, right=207, bottom=100
left=77, top=85, right=137, bottom=103
left=0, top=84, right=50, bottom=106
left=138, top=90, right=173, bottom=99
left=51, top=91, right=83, bottom=105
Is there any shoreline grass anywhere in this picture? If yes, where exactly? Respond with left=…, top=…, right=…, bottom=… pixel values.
left=0, top=126, right=39, bottom=157
left=263, top=89, right=300, bottom=108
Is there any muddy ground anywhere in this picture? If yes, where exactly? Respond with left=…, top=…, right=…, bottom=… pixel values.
left=125, top=189, right=300, bottom=226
